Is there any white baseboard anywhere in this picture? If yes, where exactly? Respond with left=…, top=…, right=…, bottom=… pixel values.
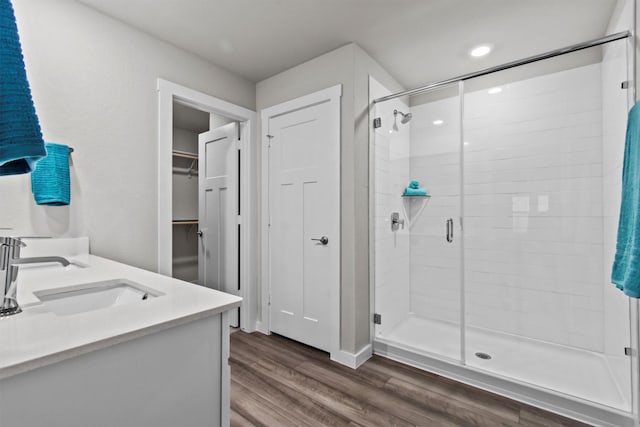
left=254, top=320, right=269, bottom=335
left=331, top=344, right=372, bottom=369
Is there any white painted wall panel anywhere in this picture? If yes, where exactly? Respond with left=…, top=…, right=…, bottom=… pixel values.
left=0, top=0, right=254, bottom=272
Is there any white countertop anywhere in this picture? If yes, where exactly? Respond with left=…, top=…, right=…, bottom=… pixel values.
left=0, top=242, right=242, bottom=380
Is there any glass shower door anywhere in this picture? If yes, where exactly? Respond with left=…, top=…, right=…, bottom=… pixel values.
left=372, top=80, right=462, bottom=363
left=461, top=41, right=632, bottom=411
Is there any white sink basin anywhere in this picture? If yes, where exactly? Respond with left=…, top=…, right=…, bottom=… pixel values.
left=33, top=279, right=164, bottom=316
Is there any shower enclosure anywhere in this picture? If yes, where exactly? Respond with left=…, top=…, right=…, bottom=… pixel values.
left=370, top=33, right=638, bottom=426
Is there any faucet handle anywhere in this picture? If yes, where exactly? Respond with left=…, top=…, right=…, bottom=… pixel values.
left=0, top=237, right=26, bottom=248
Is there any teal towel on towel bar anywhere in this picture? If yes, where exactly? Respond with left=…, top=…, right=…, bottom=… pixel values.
left=612, top=102, right=640, bottom=298
left=0, top=0, right=46, bottom=175
left=31, top=143, right=70, bottom=206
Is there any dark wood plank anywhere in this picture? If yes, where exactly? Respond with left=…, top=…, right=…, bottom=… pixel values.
left=231, top=380, right=312, bottom=427
left=363, top=355, right=523, bottom=423
left=383, top=376, right=517, bottom=427
left=233, top=347, right=413, bottom=426
left=296, top=360, right=463, bottom=427
left=232, top=330, right=308, bottom=368
left=230, top=409, right=255, bottom=427
left=230, top=332, right=591, bottom=427
left=232, top=357, right=352, bottom=426
left=519, top=407, right=589, bottom=427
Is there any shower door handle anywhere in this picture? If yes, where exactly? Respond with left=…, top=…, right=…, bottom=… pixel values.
left=446, top=218, right=453, bottom=243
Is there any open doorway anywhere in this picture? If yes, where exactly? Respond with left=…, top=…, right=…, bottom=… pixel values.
left=171, top=103, right=208, bottom=284
left=171, top=103, right=240, bottom=326
left=158, top=79, right=257, bottom=332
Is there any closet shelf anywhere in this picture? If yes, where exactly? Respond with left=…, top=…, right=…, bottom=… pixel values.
left=173, top=219, right=198, bottom=225
left=172, top=149, right=198, bottom=160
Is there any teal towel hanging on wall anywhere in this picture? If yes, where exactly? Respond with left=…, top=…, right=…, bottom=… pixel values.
left=0, top=0, right=46, bottom=175
left=612, top=102, right=640, bottom=298
left=31, top=143, right=70, bottom=206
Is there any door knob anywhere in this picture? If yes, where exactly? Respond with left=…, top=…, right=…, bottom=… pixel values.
left=311, top=236, right=329, bottom=245
left=197, top=230, right=204, bottom=237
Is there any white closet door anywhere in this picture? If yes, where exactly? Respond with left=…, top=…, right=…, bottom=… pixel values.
left=267, top=98, right=339, bottom=352
left=198, top=122, right=239, bottom=326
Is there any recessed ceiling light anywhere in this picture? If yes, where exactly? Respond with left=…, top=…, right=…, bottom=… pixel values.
left=488, top=87, right=502, bottom=94
left=470, top=45, right=492, bottom=58
left=433, top=120, right=444, bottom=125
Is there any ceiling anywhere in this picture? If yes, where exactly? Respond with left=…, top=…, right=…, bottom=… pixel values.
left=77, top=0, right=619, bottom=89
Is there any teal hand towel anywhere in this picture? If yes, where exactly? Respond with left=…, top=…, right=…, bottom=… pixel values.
left=612, top=102, right=640, bottom=297
left=31, top=143, right=70, bottom=206
left=0, top=0, right=46, bottom=175
left=403, top=187, right=427, bottom=196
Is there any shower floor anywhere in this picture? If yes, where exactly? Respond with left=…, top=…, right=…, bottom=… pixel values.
left=379, top=314, right=631, bottom=412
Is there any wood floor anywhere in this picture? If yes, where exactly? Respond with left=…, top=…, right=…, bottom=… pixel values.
left=230, top=331, right=589, bottom=427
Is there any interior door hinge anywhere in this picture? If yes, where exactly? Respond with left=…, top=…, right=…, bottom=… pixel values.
left=373, top=313, right=381, bottom=325
left=373, top=117, right=382, bottom=129
left=621, top=81, right=630, bottom=89
left=266, top=134, right=274, bottom=148
left=625, top=347, right=633, bottom=356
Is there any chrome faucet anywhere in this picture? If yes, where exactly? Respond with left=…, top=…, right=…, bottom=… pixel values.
left=0, top=237, right=70, bottom=317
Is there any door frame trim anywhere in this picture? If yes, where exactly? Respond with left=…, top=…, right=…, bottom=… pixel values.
left=157, top=78, right=258, bottom=332
left=260, top=84, right=342, bottom=360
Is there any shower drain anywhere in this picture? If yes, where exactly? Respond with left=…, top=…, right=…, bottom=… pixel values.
left=475, top=352, right=492, bottom=360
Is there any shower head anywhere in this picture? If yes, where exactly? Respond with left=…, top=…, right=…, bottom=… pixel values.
left=394, top=109, right=412, bottom=124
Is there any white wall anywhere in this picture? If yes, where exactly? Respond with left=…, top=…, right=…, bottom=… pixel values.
left=0, top=0, right=255, bottom=271
left=256, top=44, right=403, bottom=353
left=353, top=47, right=406, bottom=349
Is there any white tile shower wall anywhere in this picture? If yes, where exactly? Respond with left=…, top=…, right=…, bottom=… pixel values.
left=410, top=64, right=606, bottom=351
left=371, top=77, right=411, bottom=338
left=409, top=94, right=461, bottom=324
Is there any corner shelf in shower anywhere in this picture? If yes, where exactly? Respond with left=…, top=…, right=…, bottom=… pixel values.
left=401, top=194, right=431, bottom=229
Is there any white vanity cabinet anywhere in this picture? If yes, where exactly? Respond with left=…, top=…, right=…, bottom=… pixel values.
left=0, top=311, right=233, bottom=427
left=0, top=241, right=241, bottom=427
